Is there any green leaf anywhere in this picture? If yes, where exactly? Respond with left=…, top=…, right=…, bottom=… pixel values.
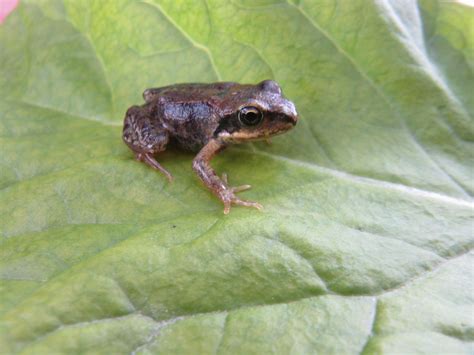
left=1, top=0, right=473, bottom=353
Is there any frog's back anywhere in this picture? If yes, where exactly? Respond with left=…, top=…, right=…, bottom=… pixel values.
left=143, top=82, right=245, bottom=104
left=140, top=83, right=238, bottom=152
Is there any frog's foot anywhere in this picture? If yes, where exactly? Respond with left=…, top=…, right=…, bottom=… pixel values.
left=136, top=152, right=174, bottom=182
left=220, top=173, right=263, bottom=214
left=220, top=190, right=263, bottom=215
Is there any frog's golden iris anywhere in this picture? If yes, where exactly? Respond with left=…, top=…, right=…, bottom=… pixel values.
left=238, top=106, right=263, bottom=126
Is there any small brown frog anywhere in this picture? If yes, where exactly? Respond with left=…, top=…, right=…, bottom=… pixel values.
left=122, top=80, right=298, bottom=214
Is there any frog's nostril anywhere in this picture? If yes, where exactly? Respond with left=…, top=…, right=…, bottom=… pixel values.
left=286, top=113, right=298, bottom=126
left=292, top=113, right=298, bottom=125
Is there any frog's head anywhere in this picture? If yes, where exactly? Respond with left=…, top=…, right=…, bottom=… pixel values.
left=214, top=80, right=298, bottom=143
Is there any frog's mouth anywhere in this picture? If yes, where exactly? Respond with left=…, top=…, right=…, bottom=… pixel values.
left=222, top=122, right=295, bottom=143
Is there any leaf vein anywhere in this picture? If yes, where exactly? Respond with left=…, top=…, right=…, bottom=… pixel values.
left=288, top=1, right=470, bottom=197
left=233, top=147, right=473, bottom=207
left=141, top=0, right=222, bottom=80
left=359, top=298, right=378, bottom=355
left=214, top=313, right=229, bottom=355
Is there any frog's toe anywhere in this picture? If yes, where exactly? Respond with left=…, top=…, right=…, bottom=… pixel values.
left=240, top=200, right=263, bottom=211
left=231, top=197, right=263, bottom=211
left=221, top=173, right=251, bottom=193
left=221, top=173, right=228, bottom=185
left=221, top=193, right=263, bottom=214
left=223, top=202, right=232, bottom=215
left=164, top=172, right=174, bottom=183
left=230, top=184, right=252, bottom=193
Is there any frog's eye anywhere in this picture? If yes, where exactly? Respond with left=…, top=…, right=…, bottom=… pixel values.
left=238, top=106, right=263, bottom=126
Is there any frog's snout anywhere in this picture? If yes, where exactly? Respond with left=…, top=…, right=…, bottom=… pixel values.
left=280, top=112, right=297, bottom=127
left=287, top=104, right=298, bottom=126
left=289, top=112, right=298, bottom=126
left=282, top=100, right=298, bottom=126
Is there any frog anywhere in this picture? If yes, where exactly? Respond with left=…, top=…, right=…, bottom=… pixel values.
left=122, top=80, right=298, bottom=214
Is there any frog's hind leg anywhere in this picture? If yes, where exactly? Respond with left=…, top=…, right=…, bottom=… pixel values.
left=122, top=106, right=173, bottom=182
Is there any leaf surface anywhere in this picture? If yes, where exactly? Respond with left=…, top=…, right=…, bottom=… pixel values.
left=0, top=0, right=473, bottom=353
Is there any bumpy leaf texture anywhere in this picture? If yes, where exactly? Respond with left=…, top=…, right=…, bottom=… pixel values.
left=0, top=0, right=473, bottom=354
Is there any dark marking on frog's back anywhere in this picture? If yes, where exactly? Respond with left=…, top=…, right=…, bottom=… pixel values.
left=160, top=101, right=218, bottom=152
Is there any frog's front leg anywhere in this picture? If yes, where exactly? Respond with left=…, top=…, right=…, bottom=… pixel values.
left=193, top=139, right=263, bottom=214
left=123, top=106, right=173, bottom=182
